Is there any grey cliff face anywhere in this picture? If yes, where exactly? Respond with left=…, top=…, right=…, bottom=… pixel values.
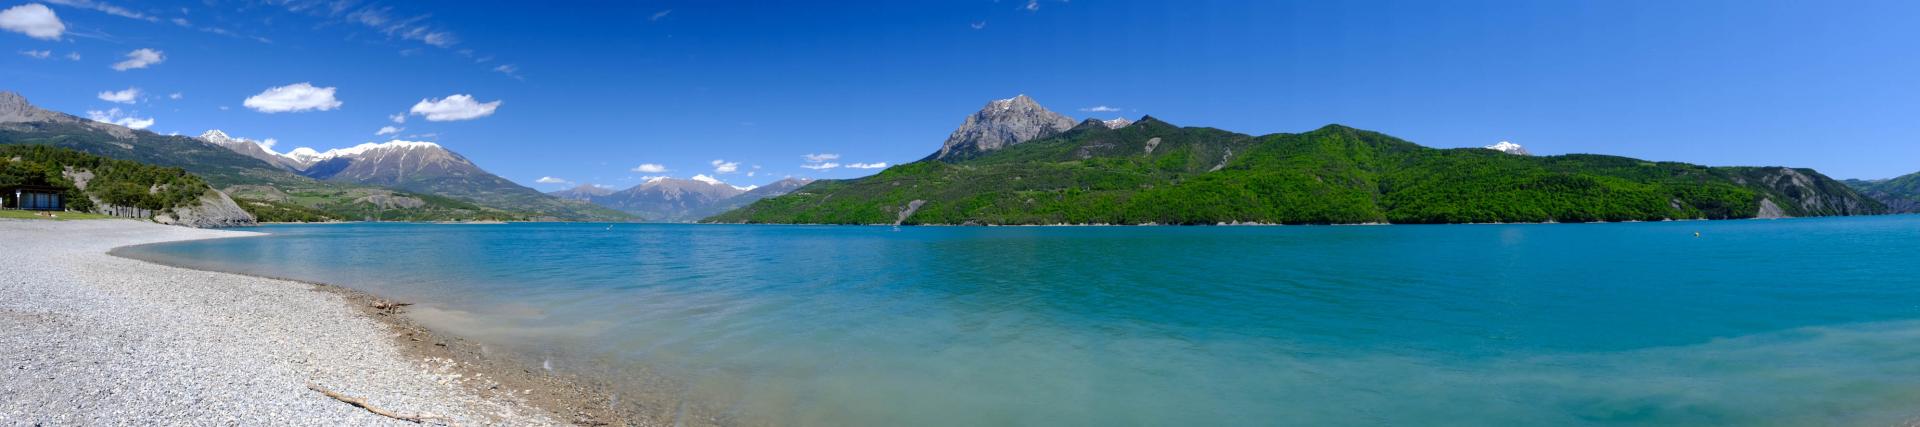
left=1752, top=167, right=1874, bottom=215
left=931, top=94, right=1076, bottom=160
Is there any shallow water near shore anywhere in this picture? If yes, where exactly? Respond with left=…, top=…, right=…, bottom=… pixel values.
left=118, top=216, right=1920, bottom=426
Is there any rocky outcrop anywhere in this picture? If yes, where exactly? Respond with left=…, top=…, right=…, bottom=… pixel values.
left=929, top=94, right=1076, bottom=161
left=154, top=190, right=258, bottom=228
left=895, top=200, right=926, bottom=226
left=1755, top=198, right=1788, bottom=219
left=1735, top=167, right=1882, bottom=216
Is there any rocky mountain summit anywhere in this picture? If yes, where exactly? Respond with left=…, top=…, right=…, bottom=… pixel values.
left=929, top=94, right=1078, bottom=161
left=556, top=176, right=814, bottom=222
left=548, top=184, right=616, bottom=201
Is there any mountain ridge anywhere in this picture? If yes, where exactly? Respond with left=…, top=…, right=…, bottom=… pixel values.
left=709, top=97, right=1885, bottom=225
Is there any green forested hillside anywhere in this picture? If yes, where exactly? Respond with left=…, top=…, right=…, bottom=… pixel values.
left=710, top=121, right=1883, bottom=225
left=0, top=144, right=211, bottom=212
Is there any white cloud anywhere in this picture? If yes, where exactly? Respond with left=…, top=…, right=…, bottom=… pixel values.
left=111, top=48, right=165, bottom=71
left=170, top=17, right=187, bottom=26
left=650, top=9, right=672, bottom=21
left=19, top=49, right=50, bottom=59
left=409, top=94, right=501, bottom=121
left=244, top=83, right=342, bottom=113
left=710, top=159, right=740, bottom=174
left=631, top=163, right=668, bottom=173
left=535, top=176, right=570, bottom=184
left=375, top=126, right=403, bottom=136
left=691, top=174, right=724, bottom=185
left=1024, top=0, right=1039, bottom=11
left=1079, top=105, right=1121, bottom=112
left=802, top=153, right=840, bottom=162
left=846, top=162, right=889, bottom=169
left=388, top=112, right=406, bottom=124
left=97, top=87, right=140, bottom=104
left=800, top=162, right=840, bottom=170
left=85, top=108, right=153, bottom=129
left=63, top=51, right=78, bottom=60
left=41, top=0, right=152, bottom=22
left=970, top=21, right=986, bottom=30
left=0, top=3, right=65, bottom=40
left=168, top=92, right=182, bottom=100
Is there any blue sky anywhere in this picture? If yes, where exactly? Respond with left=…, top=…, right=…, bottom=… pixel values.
left=4, top=1, right=1919, bottom=189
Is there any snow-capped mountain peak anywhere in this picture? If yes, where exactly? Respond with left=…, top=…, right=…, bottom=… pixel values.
left=690, top=174, right=725, bottom=185
left=1485, top=141, right=1531, bottom=156
left=731, top=184, right=759, bottom=191
left=1101, top=117, right=1133, bottom=129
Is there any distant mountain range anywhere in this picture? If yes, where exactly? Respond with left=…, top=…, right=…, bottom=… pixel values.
left=0, top=91, right=627, bottom=222
left=1845, top=173, right=1920, bottom=213
left=553, top=176, right=812, bottom=222
left=711, top=95, right=1887, bottom=225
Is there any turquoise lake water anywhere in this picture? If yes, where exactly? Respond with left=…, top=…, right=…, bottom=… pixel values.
left=119, top=216, right=1920, bottom=426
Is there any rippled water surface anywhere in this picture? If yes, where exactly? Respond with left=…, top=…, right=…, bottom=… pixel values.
left=120, top=216, right=1920, bottom=426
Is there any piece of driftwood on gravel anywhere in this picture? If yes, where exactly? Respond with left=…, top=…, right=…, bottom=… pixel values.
left=307, top=383, right=457, bottom=426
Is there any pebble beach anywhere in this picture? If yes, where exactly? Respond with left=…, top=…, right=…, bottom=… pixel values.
left=0, top=219, right=565, bottom=426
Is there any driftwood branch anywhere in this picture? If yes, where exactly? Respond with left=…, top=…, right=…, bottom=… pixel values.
left=307, top=383, right=456, bottom=426
left=371, top=300, right=415, bottom=315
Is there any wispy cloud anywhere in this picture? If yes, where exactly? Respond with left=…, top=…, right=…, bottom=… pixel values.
left=493, top=64, right=523, bottom=80
left=970, top=21, right=986, bottom=30
left=167, top=92, right=182, bottom=100
left=0, top=4, right=66, bottom=40
left=535, top=176, right=571, bottom=185
left=244, top=82, right=343, bottom=113
left=85, top=108, right=154, bottom=129
left=1023, top=0, right=1040, bottom=11
left=800, top=163, right=840, bottom=170
left=42, top=0, right=152, bottom=22
left=45, top=0, right=148, bottom=21
left=18, top=49, right=51, bottom=59
left=410, top=94, right=501, bottom=121
left=388, top=112, right=407, bottom=124
left=111, top=48, right=165, bottom=71
left=711, top=159, right=740, bottom=174
left=631, top=163, right=668, bottom=173
left=344, top=5, right=457, bottom=47
left=650, top=9, right=672, bottom=21
left=97, top=87, right=141, bottom=104
left=375, top=125, right=402, bottom=136
left=802, top=153, right=840, bottom=163
left=846, top=162, right=889, bottom=169
left=1079, top=105, right=1121, bottom=113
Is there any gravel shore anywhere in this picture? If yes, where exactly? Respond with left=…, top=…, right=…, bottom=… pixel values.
left=0, top=219, right=563, bottom=426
